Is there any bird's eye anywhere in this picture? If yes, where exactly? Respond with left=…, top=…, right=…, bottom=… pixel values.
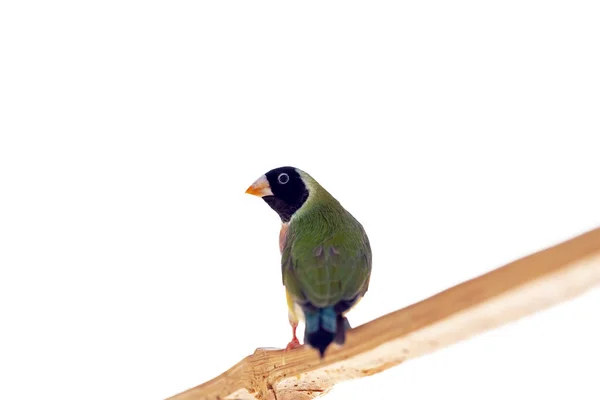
left=278, top=173, right=289, bottom=184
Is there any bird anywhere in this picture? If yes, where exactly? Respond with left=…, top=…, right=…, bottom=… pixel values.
left=245, top=166, right=372, bottom=358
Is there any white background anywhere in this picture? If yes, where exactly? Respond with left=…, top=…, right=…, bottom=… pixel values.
left=1, top=1, right=599, bottom=399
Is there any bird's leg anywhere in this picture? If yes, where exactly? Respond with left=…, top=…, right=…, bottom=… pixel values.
left=285, top=321, right=301, bottom=350
left=284, top=296, right=302, bottom=351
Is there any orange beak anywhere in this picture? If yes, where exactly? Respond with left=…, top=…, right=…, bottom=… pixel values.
left=245, top=174, right=273, bottom=197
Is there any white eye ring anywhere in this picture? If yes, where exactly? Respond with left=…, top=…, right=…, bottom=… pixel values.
left=278, top=173, right=290, bottom=184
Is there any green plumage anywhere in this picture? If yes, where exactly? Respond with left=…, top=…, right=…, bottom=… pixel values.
left=281, top=197, right=371, bottom=309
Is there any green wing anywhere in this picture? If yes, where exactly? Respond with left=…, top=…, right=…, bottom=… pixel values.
left=281, top=208, right=372, bottom=309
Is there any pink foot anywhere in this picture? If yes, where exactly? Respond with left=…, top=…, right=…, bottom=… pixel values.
left=284, top=323, right=301, bottom=351
left=285, top=337, right=301, bottom=350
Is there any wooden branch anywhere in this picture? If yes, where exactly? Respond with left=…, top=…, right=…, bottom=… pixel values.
left=167, top=227, right=600, bottom=400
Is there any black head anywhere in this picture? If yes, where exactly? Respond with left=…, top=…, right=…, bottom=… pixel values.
left=246, top=166, right=310, bottom=222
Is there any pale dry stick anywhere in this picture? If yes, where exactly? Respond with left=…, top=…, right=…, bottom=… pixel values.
left=168, top=227, right=600, bottom=400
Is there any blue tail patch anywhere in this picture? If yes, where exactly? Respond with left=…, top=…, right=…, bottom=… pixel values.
left=304, top=307, right=340, bottom=358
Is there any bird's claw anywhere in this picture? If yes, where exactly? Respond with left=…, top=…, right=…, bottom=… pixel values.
left=285, top=337, right=302, bottom=351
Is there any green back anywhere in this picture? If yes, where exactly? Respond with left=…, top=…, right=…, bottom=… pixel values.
left=281, top=189, right=372, bottom=309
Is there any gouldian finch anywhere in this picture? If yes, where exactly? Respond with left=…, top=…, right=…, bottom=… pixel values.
left=246, top=166, right=372, bottom=358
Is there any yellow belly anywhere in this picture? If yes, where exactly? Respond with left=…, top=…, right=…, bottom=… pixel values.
left=286, top=289, right=304, bottom=324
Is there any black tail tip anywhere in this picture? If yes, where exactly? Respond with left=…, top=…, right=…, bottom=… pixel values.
left=306, top=330, right=335, bottom=358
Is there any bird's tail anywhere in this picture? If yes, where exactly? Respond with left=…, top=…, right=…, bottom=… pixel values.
left=304, top=307, right=351, bottom=358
